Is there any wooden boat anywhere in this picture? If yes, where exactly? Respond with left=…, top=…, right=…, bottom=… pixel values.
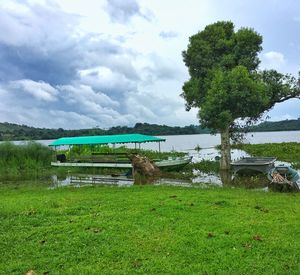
left=49, top=134, right=192, bottom=170
left=50, top=155, right=192, bottom=170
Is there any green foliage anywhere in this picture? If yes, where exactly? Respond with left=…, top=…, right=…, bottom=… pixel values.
left=0, top=184, right=299, bottom=273
left=232, top=142, right=300, bottom=168
left=0, top=142, right=52, bottom=179
left=200, top=66, right=267, bottom=130
left=182, top=21, right=263, bottom=113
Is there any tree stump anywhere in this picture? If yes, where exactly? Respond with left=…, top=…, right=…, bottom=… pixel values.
left=129, top=154, right=161, bottom=184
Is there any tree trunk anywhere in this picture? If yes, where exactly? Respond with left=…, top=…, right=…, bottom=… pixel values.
left=220, top=126, right=231, bottom=170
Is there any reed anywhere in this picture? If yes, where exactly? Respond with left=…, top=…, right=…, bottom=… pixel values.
left=0, top=141, right=52, bottom=179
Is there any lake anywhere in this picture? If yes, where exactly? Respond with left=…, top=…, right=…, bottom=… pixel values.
left=37, top=130, right=300, bottom=152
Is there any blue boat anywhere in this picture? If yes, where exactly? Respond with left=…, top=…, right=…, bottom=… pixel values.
left=267, top=164, right=300, bottom=191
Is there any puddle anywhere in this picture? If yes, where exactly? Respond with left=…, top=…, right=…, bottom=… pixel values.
left=51, top=174, right=133, bottom=188
left=191, top=148, right=250, bottom=162
left=192, top=171, right=222, bottom=186
left=50, top=173, right=224, bottom=189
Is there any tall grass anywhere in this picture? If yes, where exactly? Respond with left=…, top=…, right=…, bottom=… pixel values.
left=0, top=142, right=52, bottom=179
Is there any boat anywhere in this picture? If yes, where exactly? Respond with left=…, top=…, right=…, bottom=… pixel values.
left=49, top=134, right=192, bottom=170
left=231, top=157, right=276, bottom=174
left=267, top=164, right=300, bottom=191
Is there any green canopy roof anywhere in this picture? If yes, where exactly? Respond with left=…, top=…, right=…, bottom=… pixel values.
left=49, top=134, right=165, bottom=147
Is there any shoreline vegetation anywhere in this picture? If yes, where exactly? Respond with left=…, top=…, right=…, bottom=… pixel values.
left=1, top=119, right=300, bottom=141
left=1, top=141, right=299, bottom=181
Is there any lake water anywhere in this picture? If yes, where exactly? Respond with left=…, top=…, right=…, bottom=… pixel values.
left=36, top=130, right=300, bottom=152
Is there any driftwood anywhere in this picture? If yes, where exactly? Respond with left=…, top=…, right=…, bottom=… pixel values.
left=129, top=154, right=161, bottom=184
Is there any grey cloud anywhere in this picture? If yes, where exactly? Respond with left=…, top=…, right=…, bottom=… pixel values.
left=0, top=2, right=139, bottom=86
left=0, top=80, right=137, bottom=129
left=78, top=66, right=137, bottom=101
left=0, top=0, right=194, bottom=129
left=105, top=0, right=151, bottom=23
left=141, top=54, right=183, bottom=83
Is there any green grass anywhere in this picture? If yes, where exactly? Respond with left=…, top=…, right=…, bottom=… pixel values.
left=233, top=142, right=300, bottom=168
left=0, top=184, right=299, bottom=274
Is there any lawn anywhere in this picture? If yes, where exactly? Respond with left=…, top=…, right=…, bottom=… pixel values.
left=0, top=183, right=299, bottom=274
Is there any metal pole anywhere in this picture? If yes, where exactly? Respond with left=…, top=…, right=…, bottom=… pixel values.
left=159, top=142, right=161, bottom=153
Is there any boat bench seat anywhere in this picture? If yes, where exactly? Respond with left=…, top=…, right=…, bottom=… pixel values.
left=73, top=154, right=131, bottom=163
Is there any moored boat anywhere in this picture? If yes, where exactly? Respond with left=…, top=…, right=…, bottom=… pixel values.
left=49, top=134, right=192, bottom=170
left=267, top=164, right=300, bottom=191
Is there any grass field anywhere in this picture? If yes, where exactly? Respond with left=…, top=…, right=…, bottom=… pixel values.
left=0, top=183, right=299, bottom=274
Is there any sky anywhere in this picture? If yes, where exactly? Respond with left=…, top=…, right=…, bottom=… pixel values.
left=0, top=0, right=299, bottom=129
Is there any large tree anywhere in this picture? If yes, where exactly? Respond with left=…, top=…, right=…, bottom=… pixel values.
left=182, top=21, right=300, bottom=170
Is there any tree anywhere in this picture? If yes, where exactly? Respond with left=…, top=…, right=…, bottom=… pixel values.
left=182, top=21, right=300, bottom=170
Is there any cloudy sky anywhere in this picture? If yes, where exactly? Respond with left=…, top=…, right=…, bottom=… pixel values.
left=0, top=0, right=299, bottom=129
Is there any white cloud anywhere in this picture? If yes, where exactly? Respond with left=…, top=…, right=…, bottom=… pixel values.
left=262, top=51, right=285, bottom=70
left=9, top=79, right=59, bottom=102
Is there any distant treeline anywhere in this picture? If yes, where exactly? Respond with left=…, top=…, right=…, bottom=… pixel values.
left=0, top=122, right=210, bottom=141
left=0, top=119, right=299, bottom=141
left=250, top=119, right=300, bottom=132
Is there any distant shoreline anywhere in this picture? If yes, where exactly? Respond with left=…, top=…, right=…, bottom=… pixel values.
left=1, top=119, right=300, bottom=141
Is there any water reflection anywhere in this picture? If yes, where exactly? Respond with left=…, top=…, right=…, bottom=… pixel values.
left=50, top=171, right=273, bottom=190
left=50, top=173, right=225, bottom=189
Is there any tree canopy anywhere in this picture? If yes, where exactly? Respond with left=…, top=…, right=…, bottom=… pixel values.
left=182, top=21, right=300, bottom=132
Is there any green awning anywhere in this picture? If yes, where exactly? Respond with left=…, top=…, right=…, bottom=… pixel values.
left=49, top=134, right=165, bottom=147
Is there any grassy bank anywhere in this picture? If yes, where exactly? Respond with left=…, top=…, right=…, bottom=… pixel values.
left=233, top=142, right=300, bottom=168
left=0, top=184, right=299, bottom=274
